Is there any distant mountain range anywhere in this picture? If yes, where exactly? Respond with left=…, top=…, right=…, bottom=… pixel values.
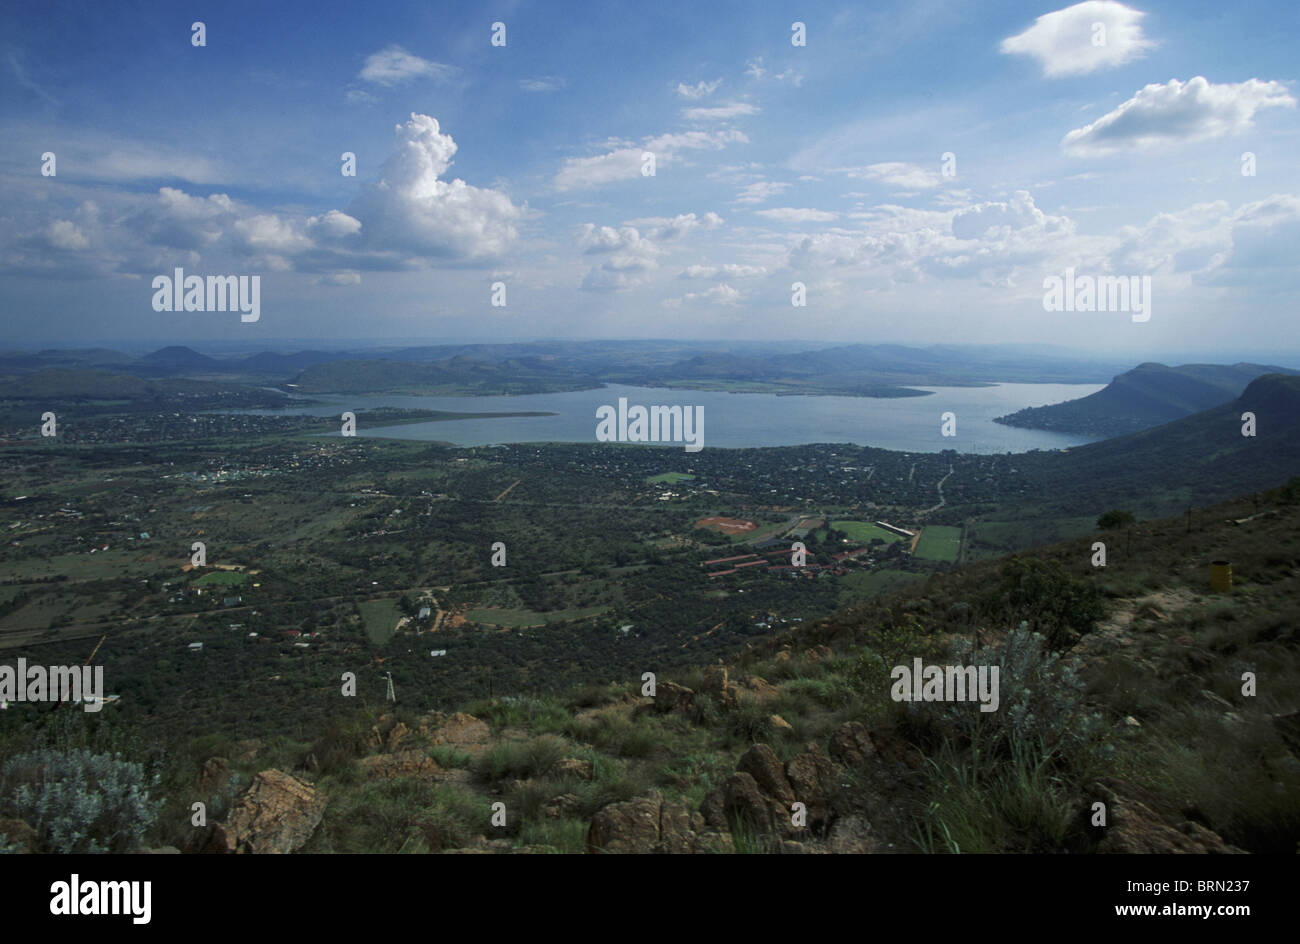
left=994, top=362, right=1300, bottom=438
left=0, top=340, right=1129, bottom=399
left=286, top=356, right=599, bottom=395
left=0, top=367, right=289, bottom=408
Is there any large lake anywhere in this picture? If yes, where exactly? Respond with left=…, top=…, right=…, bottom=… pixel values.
left=243, top=383, right=1105, bottom=453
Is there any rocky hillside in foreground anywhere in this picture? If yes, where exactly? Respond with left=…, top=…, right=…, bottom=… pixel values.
left=8, top=476, right=1288, bottom=854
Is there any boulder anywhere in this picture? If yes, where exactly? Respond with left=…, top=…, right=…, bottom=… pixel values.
left=587, top=795, right=662, bottom=853
left=740, top=676, right=780, bottom=702
left=1087, top=781, right=1246, bottom=854
left=785, top=743, right=835, bottom=829
left=653, top=680, right=695, bottom=714
left=586, top=792, right=703, bottom=853
left=207, top=769, right=326, bottom=854
left=737, top=744, right=795, bottom=806
left=828, top=721, right=876, bottom=768
left=723, top=771, right=782, bottom=832
left=701, top=665, right=741, bottom=708
left=658, top=801, right=695, bottom=855
left=543, top=794, right=583, bottom=820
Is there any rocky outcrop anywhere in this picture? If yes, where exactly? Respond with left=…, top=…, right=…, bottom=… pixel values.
left=647, top=671, right=777, bottom=716
left=700, top=742, right=842, bottom=839
left=1087, top=780, right=1246, bottom=854
left=650, top=680, right=695, bottom=714
left=739, top=676, right=780, bottom=702
left=365, top=718, right=412, bottom=752
left=785, top=744, right=835, bottom=829
left=543, top=794, right=583, bottom=819
left=586, top=791, right=730, bottom=853
left=701, top=665, right=741, bottom=708
left=828, top=722, right=876, bottom=769
left=427, top=712, right=491, bottom=754
left=738, top=744, right=795, bottom=806
left=207, top=769, right=326, bottom=854
left=358, top=750, right=444, bottom=781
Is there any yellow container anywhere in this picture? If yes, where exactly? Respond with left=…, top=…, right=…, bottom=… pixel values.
left=1210, top=561, right=1232, bottom=592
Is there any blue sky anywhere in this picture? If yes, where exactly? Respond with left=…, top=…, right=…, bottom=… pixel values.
left=1, top=0, right=1297, bottom=357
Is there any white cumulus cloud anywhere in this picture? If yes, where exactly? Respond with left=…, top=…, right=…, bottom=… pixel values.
left=1062, top=76, right=1296, bottom=155
left=347, top=113, right=521, bottom=261
left=1000, top=1, right=1155, bottom=78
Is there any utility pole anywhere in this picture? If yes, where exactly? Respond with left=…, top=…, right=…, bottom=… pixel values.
left=383, top=671, right=395, bottom=703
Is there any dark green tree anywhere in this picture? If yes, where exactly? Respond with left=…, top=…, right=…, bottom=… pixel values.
left=1096, top=509, right=1136, bottom=530
left=978, top=557, right=1104, bottom=651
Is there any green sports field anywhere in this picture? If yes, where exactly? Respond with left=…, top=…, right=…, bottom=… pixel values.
left=646, top=472, right=696, bottom=484
left=913, top=525, right=962, bottom=562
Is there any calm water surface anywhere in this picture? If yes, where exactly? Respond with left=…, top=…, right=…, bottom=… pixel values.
left=239, top=383, right=1105, bottom=454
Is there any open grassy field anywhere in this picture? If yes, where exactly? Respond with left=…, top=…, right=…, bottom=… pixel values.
left=0, top=549, right=153, bottom=581
left=646, top=472, right=695, bottom=484
left=465, top=605, right=608, bottom=628
left=194, top=570, right=248, bottom=587
left=831, top=520, right=905, bottom=545
left=358, top=599, right=404, bottom=645
left=835, top=568, right=926, bottom=604
left=914, top=525, right=962, bottom=562
left=967, top=515, right=1098, bottom=558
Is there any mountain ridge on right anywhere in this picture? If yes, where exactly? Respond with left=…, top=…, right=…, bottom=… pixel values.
left=995, top=362, right=1300, bottom=438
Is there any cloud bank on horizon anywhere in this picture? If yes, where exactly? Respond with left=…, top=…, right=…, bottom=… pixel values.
left=0, top=0, right=1296, bottom=354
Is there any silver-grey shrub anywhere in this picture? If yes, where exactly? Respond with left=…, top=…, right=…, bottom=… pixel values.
left=1, top=748, right=162, bottom=853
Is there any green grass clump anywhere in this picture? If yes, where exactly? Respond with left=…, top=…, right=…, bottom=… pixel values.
left=475, top=734, right=569, bottom=783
